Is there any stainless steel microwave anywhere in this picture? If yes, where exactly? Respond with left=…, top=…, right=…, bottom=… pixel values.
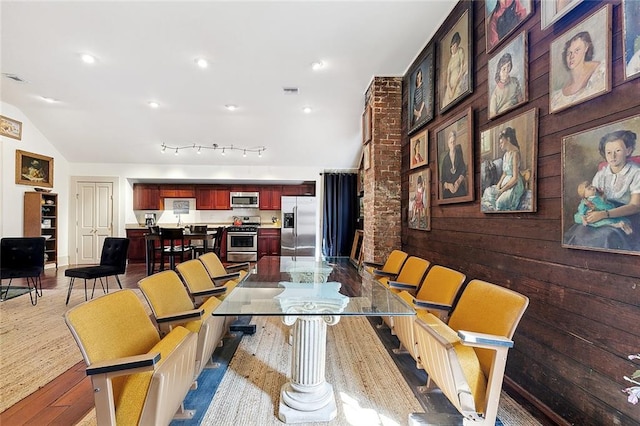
left=230, top=192, right=259, bottom=208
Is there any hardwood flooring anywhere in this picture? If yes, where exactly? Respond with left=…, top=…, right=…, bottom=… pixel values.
left=0, top=260, right=556, bottom=426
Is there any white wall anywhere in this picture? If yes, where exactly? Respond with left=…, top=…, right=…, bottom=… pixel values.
left=2, top=101, right=336, bottom=265
left=0, top=101, right=71, bottom=266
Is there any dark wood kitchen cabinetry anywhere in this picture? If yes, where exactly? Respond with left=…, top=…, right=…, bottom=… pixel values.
left=281, top=182, right=315, bottom=196
left=133, top=184, right=160, bottom=210
left=159, top=185, right=195, bottom=198
left=195, top=186, right=231, bottom=210
left=125, top=229, right=147, bottom=262
left=257, top=228, right=281, bottom=259
left=259, top=185, right=282, bottom=210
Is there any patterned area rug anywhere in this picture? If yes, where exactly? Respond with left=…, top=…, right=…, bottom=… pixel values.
left=0, top=286, right=33, bottom=302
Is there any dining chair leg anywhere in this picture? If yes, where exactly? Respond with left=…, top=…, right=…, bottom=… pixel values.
left=66, top=277, right=75, bottom=305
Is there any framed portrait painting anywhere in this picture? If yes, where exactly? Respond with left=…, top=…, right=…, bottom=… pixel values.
left=15, top=150, right=54, bottom=188
left=623, top=0, right=640, bottom=81
left=541, top=0, right=583, bottom=31
left=485, top=0, right=533, bottom=54
left=480, top=108, right=537, bottom=214
left=407, top=43, right=435, bottom=134
left=488, top=31, right=528, bottom=120
left=408, top=169, right=430, bottom=231
left=409, top=129, right=428, bottom=170
left=549, top=4, right=611, bottom=114
left=1, top=115, right=22, bottom=140
left=438, top=5, right=473, bottom=114
left=435, top=108, right=474, bottom=205
left=561, top=114, right=640, bottom=255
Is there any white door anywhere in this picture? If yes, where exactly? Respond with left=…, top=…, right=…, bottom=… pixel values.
left=76, top=181, right=113, bottom=264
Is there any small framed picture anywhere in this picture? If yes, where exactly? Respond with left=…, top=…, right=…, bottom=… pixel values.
left=407, top=43, right=435, bottom=134
left=480, top=108, right=538, bottom=214
left=488, top=31, right=528, bottom=120
left=1, top=115, right=23, bottom=140
left=362, top=105, right=372, bottom=144
left=541, top=0, right=583, bottom=31
left=623, top=0, right=640, bottom=81
left=363, top=143, right=371, bottom=170
left=438, top=5, right=473, bottom=114
left=15, top=150, right=54, bottom=188
left=549, top=4, right=611, bottom=114
left=485, top=0, right=533, bottom=54
left=408, top=169, right=430, bottom=231
left=409, top=129, right=428, bottom=170
left=435, top=108, right=474, bottom=205
left=561, top=114, right=640, bottom=255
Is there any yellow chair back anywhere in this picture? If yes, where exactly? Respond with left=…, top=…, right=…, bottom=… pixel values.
left=447, top=279, right=529, bottom=377
left=199, top=252, right=226, bottom=277
left=139, top=270, right=195, bottom=318
left=394, top=256, right=430, bottom=286
left=176, top=259, right=215, bottom=293
left=415, top=265, right=466, bottom=307
left=383, top=250, right=408, bottom=275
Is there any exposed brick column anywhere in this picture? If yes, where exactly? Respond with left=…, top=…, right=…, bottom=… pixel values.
left=362, top=77, right=402, bottom=264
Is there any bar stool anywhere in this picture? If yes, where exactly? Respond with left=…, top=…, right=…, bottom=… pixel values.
left=159, top=228, right=194, bottom=270
left=190, top=225, right=209, bottom=257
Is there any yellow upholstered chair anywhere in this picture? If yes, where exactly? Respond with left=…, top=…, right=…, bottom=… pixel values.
left=65, top=289, right=198, bottom=426
left=138, top=270, right=226, bottom=380
left=362, top=249, right=408, bottom=281
left=391, top=265, right=466, bottom=366
left=409, top=279, right=529, bottom=426
left=176, top=259, right=238, bottom=305
left=198, top=252, right=250, bottom=288
left=379, top=256, right=430, bottom=332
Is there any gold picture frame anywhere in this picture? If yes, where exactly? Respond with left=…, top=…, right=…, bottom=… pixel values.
left=15, top=150, right=54, bottom=188
left=409, top=129, right=428, bottom=169
left=1, top=115, right=23, bottom=140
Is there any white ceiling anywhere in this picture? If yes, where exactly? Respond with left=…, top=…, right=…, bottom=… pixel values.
left=1, top=1, right=455, bottom=170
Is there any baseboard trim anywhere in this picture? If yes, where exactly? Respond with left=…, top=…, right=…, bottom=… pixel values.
left=504, top=376, right=570, bottom=426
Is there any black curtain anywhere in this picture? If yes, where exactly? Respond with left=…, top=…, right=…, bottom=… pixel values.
left=322, top=173, right=358, bottom=257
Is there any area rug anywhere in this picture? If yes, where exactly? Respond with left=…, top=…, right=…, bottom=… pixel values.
left=0, top=286, right=32, bottom=302
left=0, top=288, right=150, bottom=414
left=200, top=315, right=423, bottom=425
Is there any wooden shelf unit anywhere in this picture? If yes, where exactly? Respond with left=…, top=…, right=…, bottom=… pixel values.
left=23, top=191, right=58, bottom=267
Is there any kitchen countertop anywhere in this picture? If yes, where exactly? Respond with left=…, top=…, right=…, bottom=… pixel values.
left=125, top=223, right=281, bottom=230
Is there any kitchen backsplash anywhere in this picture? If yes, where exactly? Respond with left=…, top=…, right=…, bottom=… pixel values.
left=134, top=199, right=279, bottom=226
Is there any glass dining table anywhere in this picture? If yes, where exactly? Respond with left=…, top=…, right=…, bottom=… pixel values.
left=212, top=256, right=415, bottom=424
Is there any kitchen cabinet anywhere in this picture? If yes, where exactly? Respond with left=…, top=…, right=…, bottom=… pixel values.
left=196, top=186, right=231, bottom=210
left=126, top=229, right=147, bottom=262
left=281, top=183, right=315, bottom=196
left=258, top=228, right=281, bottom=259
left=24, top=192, right=58, bottom=267
left=259, top=185, right=282, bottom=210
left=133, top=184, right=160, bottom=210
left=159, top=184, right=195, bottom=198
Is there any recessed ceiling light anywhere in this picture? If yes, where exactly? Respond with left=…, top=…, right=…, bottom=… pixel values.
left=41, top=96, right=58, bottom=103
left=311, top=61, right=324, bottom=71
left=225, top=104, right=238, bottom=111
left=148, top=101, right=159, bottom=109
left=81, top=54, right=96, bottom=64
left=195, top=58, right=208, bottom=68
left=302, top=106, right=312, bottom=114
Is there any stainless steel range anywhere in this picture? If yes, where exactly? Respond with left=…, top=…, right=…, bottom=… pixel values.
left=226, top=216, right=260, bottom=262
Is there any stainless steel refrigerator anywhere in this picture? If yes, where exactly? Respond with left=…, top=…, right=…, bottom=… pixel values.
left=281, top=196, right=316, bottom=257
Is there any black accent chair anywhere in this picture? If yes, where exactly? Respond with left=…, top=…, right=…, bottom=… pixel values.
left=65, top=237, right=130, bottom=305
left=0, top=237, right=45, bottom=305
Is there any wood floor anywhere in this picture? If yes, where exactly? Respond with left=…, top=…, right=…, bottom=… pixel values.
left=0, top=260, right=556, bottom=426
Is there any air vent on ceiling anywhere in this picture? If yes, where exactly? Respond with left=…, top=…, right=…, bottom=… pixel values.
left=283, top=87, right=299, bottom=95
left=3, top=73, right=27, bottom=83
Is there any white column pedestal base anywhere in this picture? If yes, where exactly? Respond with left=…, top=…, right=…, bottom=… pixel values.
left=278, top=382, right=337, bottom=423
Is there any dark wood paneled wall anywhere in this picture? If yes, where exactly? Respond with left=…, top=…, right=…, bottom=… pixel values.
left=400, top=1, right=640, bottom=424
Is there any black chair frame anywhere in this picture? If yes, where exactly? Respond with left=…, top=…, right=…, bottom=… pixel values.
left=0, top=237, right=45, bottom=306
left=65, top=237, right=130, bottom=305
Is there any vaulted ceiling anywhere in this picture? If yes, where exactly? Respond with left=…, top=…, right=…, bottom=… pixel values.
left=1, top=1, right=455, bottom=169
